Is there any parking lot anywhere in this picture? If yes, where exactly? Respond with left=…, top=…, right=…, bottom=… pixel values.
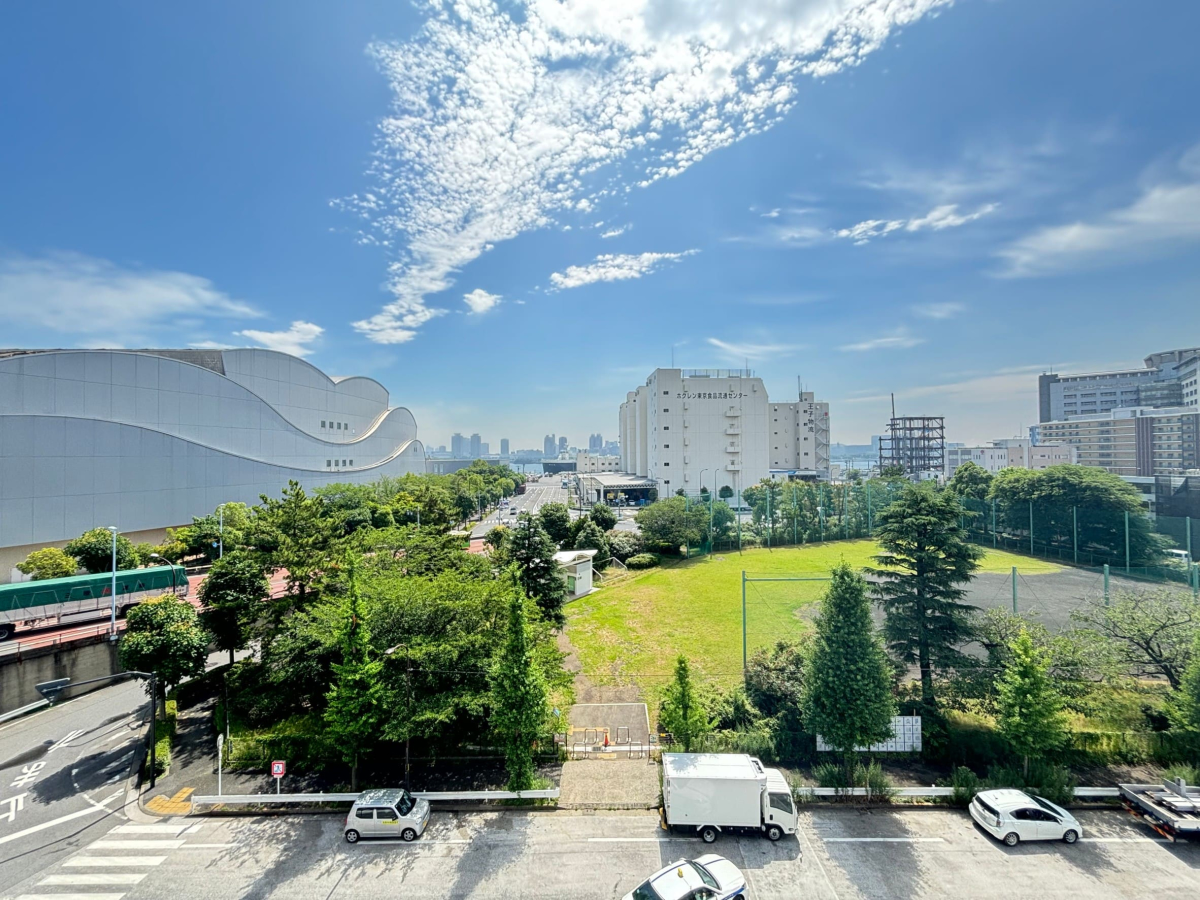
left=6, top=805, right=1197, bottom=900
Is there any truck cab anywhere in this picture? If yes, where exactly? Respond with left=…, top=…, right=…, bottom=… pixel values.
left=761, top=766, right=797, bottom=839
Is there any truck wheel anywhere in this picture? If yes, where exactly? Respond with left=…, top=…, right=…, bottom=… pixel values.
left=700, top=826, right=718, bottom=844
left=0, top=624, right=14, bottom=642
left=766, top=825, right=783, bottom=841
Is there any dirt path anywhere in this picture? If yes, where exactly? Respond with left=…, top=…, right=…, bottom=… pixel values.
left=557, top=629, right=642, bottom=704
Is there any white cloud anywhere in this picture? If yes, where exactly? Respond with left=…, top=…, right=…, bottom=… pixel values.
left=761, top=208, right=782, bottom=218
left=188, top=340, right=236, bottom=350
left=840, top=330, right=924, bottom=352
left=996, top=148, right=1200, bottom=277
left=0, top=251, right=260, bottom=342
left=341, top=0, right=953, bottom=342
left=706, top=337, right=804, bottom=362
left=463, top=288, right=502, bottom=314
left=836, top=203, right=997, bottom=244
left=600, top=226, right=629, bottom=239
left=235, top=321, right=324, bottom=357
left=549, top=250, right=696, bottom=290
left=911, top=301, right=964, bottom=319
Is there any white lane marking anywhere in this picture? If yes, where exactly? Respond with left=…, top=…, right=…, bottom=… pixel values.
left=823, top=838, right=946, bottom=843
left=17, top=894, right=126, bottom=900
left=0, top=803, right=101, bottom=846
left=82, top=788, right=126, bottom=814
left=110, top=824, right=188, bottom=835
left=100, top=731, right=133, bottom=746
left=587, top=837, right=699, bottom=843
left=1079, top=837, right=1172, bottom=843
left=88, top=839, right=185, bottom=850
left=178, top=843, right=235, bottom=848
left=49, top=729, right=86, bottom=752
left=64, top=857, right=166, bottom=867
left=40, top=874, right=147, bottom=885
left=355, top=839, right=471, bottom=845
left=183, top=823, right=204, bottom=834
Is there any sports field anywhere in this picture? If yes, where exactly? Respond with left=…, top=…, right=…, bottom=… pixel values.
left=564, top=540, right=1060, bottom=704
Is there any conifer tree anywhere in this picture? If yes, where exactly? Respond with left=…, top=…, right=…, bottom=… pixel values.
left=491, top=591, right=548, bottom=791
left=509, top=514, right=568, bottom=627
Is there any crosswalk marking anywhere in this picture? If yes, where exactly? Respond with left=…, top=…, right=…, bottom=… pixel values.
left=88, top=839, right=185, bottom=850
left=109, top=824, right=189, bottom=835
left=40, top=874, right=147, bottom=885
left=64, top=857, right=166, bottom=867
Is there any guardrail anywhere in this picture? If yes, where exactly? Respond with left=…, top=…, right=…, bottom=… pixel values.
left=191, top=788, right=561, bottom=807
left=800, top=787, right=1120, bottom=799
left=0, top=622, right=123, bottom=658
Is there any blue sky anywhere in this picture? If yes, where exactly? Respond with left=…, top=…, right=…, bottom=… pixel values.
left=2, top=0, right=1199, bottom=450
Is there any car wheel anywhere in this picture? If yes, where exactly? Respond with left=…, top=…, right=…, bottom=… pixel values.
left=1062, top=829, right=1078, bottom=844
left=700, top=826, right=718, bottom=844
left=345, top=829, right=360, bottom=844
left=1003, top=832, right=1019, bottom=847
left=402, top=828, right=417, bottom=842
left=767, top=825, right=783, bottom=841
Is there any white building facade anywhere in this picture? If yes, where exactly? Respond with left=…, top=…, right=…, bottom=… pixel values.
left=944, top=439, right=1077, bottom=478
left=0, top=348, right=426, bottom=580
left=619, top=368, right=829, bottom=498
left=575, top=451, right=622, bottom=473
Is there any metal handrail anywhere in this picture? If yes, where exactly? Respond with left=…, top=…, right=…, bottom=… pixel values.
left=191, top=788, right=560, bottom=806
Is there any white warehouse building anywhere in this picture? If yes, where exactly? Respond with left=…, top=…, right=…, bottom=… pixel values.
left=0, top=348, right=426, bottom=580
left=619, top=368, right=829, bottom=498
left=944, top=438, right=1078, bottom=478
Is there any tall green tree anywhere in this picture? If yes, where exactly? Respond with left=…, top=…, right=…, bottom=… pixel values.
left=16, top=547, right=78, bottom=580
left=573, top=519, right=610, bottom=567
left=1168, top=632, right=1200, bottom=732
left=659, top=655, right=712, bottom=752
left=199, top=552, right=268, bottom=665
left=995, top=628, right=1069, bottom=777
left=323, top=560, right=383, bottom=790
left=118, top=596, right=210, bottom=708
left=588, top=504, right=618, bottom=532
left=804, top=563, right=896, bottom=778
left=634, top=497, right=707, bottom=554
left=64, top=528, right=138, bottom=574
left=536, top=503, right=573, bottom=546
left=509, top=514, right=569, bottom=627
left=490, top=591, right=548, bottom=791
left=946, top=461, right=993, bottom=502
left=718, top=485, right=734, bottom=501
left=869, top=484, right=983, bottom=710
left=249, top=481, right=341, bottom=613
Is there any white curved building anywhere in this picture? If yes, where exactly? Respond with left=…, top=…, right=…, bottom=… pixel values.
left=0, top=348, right=426, bottom=580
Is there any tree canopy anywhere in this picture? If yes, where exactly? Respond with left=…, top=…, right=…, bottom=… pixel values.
left=64, top=528, right=138, bottom=574
left=946, top=461, right=993, bottom=501
left=995, top=628, right=1069, bottom=776
left=198, top=551, right=268, bottom=665
left=118, top=596, right=209, bottom=702
left=17, top=547, right=78, bottom=580
left=509, top=514, right=568, bottom=627
left=659, top=655, right=712, bottom=752
left=491, top=591, right=549, bottom=790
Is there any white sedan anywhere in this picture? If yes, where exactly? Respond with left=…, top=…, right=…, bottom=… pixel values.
left=623, top=855, right=747, bottom=900
left=969, top=789, right=1082, bottom=846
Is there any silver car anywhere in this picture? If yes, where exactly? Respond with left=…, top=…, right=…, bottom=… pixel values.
left=344, top=788, right=430, bottom=843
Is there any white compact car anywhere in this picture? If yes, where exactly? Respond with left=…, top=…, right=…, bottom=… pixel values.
left=344, top=788, right=430, bottom=843
left=969, top=789, right=1082, bottom=846
left=623, top=855, right=746, bottom=900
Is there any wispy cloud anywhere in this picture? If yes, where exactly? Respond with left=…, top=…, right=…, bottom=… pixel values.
left=911, top=301, right=964, bottom=319
left=600, top=226, right=628, bottom=239
left=549, top=251, right=697, bottom=290
left=707, top=337, right=804, bottom=362
left=0, top=251, right=260, bottom=344
left=996, top=145, right=1200, bottom=277
left=836, top=203, right=997, bottom=244
left=840, top=330, right=925, bottom=352
left=462, top=289, right=501, bottom=315
left=236, top=321, right=324, bottom=357
left=340, top=0, right=954, bottom=342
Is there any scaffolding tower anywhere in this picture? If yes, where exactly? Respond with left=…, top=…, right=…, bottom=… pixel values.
left=879, top=416, right=945, bottom=480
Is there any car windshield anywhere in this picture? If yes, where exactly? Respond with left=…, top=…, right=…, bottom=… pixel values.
left=689, top=862, right=718, bottom=889
left=629, top=881, right=659, bottom=900
left=1032, top=796, right=1061, bottom=816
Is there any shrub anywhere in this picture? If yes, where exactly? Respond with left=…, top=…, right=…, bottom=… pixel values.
left=145, top=698, right=177, bottom=777
left=863, top=760, right=897, bottom=803
left=984, top=760, right=1077, bottom=808
left=1164, top=763, right=1200, bottom=785
left=626, top=553, right=660, bottom=570
left=949, top=766, right=981, bottom=808
left=607, top=530, right=642, bottom=563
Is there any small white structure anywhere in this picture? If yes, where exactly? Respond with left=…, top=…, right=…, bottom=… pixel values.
left=554, top=549, right=597, bottom=599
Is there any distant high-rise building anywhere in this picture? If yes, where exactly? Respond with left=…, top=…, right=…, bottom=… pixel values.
left=500, top=438, right=509, bottom=457
left=480, top=442, right=489, bottom=456
left=1038, top=347, right=1200, bottom=423
left=544, top=434, right=556, bottom=458
left=558, top=436, right=568, bottom=454
left=451, top=433, right=466, bottom=457
left=470, top=433, right=482, bottom=458
left=588, top=433, right=603, bottom=452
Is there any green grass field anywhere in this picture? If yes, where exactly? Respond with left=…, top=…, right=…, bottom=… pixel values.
left=565, top=540, right=1060, bottom=706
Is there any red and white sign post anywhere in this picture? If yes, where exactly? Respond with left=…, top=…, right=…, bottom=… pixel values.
left=271, top=760, right=286, bottom=794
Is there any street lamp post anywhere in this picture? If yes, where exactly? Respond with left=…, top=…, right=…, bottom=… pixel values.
left=107, top=526, right=119, bottom=637
left=149, top=553, right=177, bottom=595
left=699, top=469, right=711, bottom=544
left=384, top=644, right=413, bottom=791
left=218, top=505, right=224, bottom=559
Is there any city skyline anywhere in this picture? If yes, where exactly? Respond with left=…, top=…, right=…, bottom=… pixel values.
left=2, top=2, right=1199, bottom=448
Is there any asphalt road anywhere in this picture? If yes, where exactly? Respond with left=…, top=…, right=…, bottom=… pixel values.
left=0, top=682, right=146, bottom=891
left=3, top=802, right=1197, bottom=900
left=470, top=478, right=572, bottom=538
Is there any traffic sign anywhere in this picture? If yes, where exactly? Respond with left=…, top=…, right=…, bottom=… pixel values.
left=271, top=760, right=286, bottom=777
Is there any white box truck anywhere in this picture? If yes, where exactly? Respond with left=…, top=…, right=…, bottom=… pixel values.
left=662, top=753, right=797, bottom=843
